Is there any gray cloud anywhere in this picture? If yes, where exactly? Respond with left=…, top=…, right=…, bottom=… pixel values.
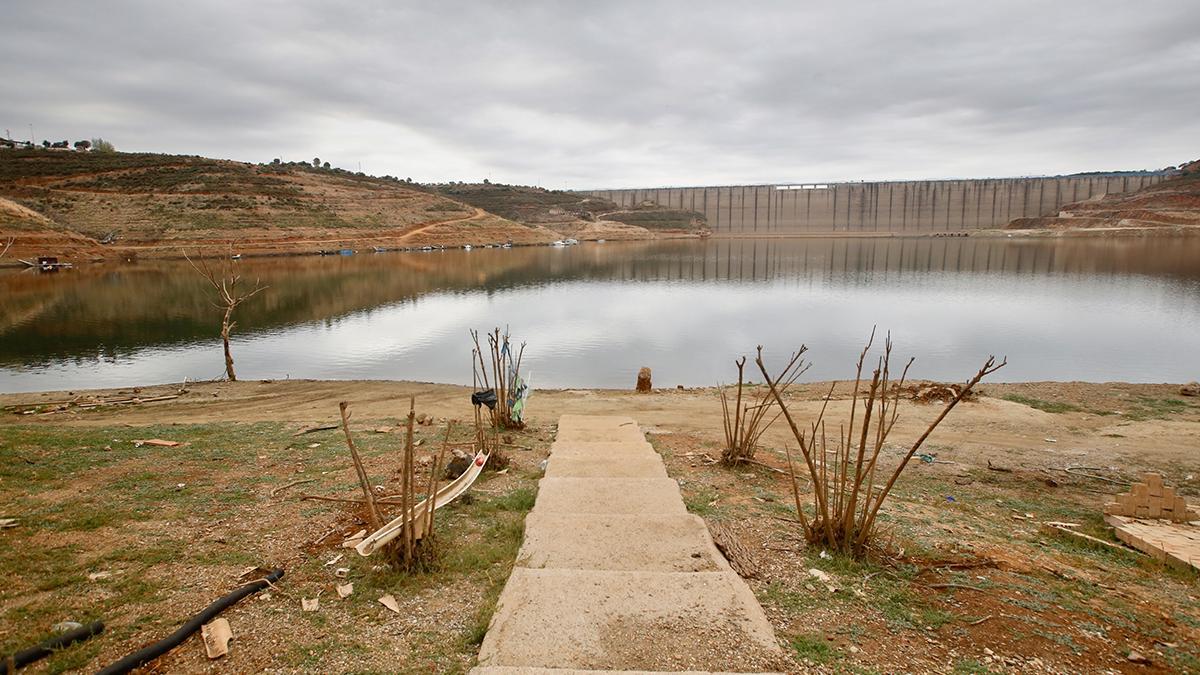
left=2, top=0, right=1197, bottom=188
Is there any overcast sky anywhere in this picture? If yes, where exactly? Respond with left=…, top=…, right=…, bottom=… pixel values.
left=2, top=1, right=1197, bottom=189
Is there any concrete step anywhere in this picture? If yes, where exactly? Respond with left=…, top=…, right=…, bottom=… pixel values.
left=555, top=414, right=646, bottom=443
left=555, top=426, right=649, bottom=443
left=556, top=414, right=638, bottom=429
left=549, top=440, right=657, bottom=457
left=518, top=513, right=727, bottom=572
left=533, top=477, right=687, bottom=515
left=468, top=662, right=787, bottom=667
left=477, top=568, right=784, bottom=672
left=545, top=454, right=667, bottom=479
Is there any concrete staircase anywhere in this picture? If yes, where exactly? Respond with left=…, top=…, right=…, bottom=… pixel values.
left=471, top=415, right=785, bottom=674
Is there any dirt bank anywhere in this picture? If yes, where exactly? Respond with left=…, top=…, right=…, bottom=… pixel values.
left=5, top=379, right=1196, bottom=470
left=2, top=381, right=1197, bottom=672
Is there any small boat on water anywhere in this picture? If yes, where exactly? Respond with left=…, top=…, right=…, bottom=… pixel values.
left=19, top=256, right=74, bottom=273
left=463, top=244, right=473, bottom=251
left=339, top=248, right=355, bottom=256
left=372, top=246, right=388, bottom=253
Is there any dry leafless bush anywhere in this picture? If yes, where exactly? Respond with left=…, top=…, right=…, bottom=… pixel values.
left=719, top=356, right=803, bottom=466
left=338, top=398, right=445, bottom=572
left=755, top=330, right=1005, bottom=558
left=470, top=327, right=528, bottom=431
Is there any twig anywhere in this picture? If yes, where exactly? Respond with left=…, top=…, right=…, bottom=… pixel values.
left=926, top=582, right=989, bottom=592
left=292, top=424, right=339, bottom=437
left=301, top=494, right=407, bottom=506
left=1062, top=466, right=1131, bottom=486
left=967, top=615, right=994, bottom=626
left=339, top=402, right=382, bottom=529
left=270, top=478, right=317, bottom=498
left=735, top=458, right=788, bottom=475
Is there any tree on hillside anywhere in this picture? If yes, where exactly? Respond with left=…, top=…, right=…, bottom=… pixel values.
left=184, top=250, right=268, bottom=382
left=322, top=161, right=330, bottom=169
left=271, top=158, right=281, bottom=165
left=313, top=157, right=320, bottom=167
left=91, top=138, right=116, bottom=153
left=74, top=140, right=91, bottom=151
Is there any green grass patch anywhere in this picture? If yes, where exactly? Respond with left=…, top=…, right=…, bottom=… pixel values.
left=1001, top=394, right=1085, bottom=414
left=682, top=488, right=720, bottom=517
left=790, top=632, right=836, bottom=664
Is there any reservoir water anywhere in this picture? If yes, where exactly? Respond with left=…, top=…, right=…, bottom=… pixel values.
left=2, top=236, right=1199, bottom=393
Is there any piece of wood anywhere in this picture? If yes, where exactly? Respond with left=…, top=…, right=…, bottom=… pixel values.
left=336, top=583, right=353, bottom=599
left=270, top=478, right=316, bottom=498
left=132, top=439, right=181, bottom=447
left=201, top=618, right=232, bottom=659
left=1041, top=523, right=1127, bottom=551
left=708, top=521, right=760, bottom=579
left=341, top=529, right=367, bottom=548
left=292, top=424, right=338, bottom=437
left=339, top=402, right=382, bottom=530
left=301, top=598, right=319, bottom=612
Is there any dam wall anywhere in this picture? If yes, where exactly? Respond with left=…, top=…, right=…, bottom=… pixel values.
left=583, top=173, right=1168, bottom=233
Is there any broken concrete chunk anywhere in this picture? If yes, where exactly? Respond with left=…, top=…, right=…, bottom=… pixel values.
left=132, top=439, right=181, bottom=447
left=301, top=597, right=319, bottom=612
left=378, top=594, right=400, bottom=613
left=336, top=583, right=354, bottom=599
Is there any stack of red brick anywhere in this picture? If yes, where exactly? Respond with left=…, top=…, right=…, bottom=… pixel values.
left=1104, top=473, right=1198, bottom=523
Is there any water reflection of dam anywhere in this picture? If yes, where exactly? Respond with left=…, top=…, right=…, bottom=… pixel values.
left=581, top=238, right=1200, bottom=284
left=584, top=174, right=1169, bottom=233
left=2, top=237, right=1198, bottom=366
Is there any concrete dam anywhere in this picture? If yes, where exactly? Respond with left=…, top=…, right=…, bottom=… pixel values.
left=584, top=173, right=1168, bottom=234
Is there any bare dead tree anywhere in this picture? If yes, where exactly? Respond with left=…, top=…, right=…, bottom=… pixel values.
left=0, top=237, right=12, bottom=259
left=184, top=249, right=266, bottom=381
left=755, top=331, right=1005, bottom=558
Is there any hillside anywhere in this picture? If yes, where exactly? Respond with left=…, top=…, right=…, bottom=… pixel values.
left=433, top=182, right=708, bottom=240
left=1008, top=161, right=1200, bottom=231
left=0, top=150, right=559, bottom=260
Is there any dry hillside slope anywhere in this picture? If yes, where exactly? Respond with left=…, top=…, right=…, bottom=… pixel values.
left=1009, top=162, right=1200, bottom=232
left=434, top=182, right=708, bottom=241
left=0, top=150, right=559, bottom=260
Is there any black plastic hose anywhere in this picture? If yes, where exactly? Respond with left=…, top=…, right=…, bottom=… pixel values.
left=1, top=621, right=105, bottom=674
left=94, top=568, right=284, bottom=675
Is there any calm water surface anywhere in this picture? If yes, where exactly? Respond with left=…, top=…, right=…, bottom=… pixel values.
left=2, top=237, right=1200, bottom=392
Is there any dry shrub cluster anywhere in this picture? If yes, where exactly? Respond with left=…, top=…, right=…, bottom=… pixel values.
left=752, top=331, right=1005, bottom=558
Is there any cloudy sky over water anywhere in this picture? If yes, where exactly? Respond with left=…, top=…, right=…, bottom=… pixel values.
left=2, top=1, right=1198, bottom=189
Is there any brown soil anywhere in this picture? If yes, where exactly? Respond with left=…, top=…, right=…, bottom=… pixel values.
left=2, top=379, right=1198, bottom=672
left=1009, top=171, right=1200, bottom=232
left=0, top=151, right=562, bottom=262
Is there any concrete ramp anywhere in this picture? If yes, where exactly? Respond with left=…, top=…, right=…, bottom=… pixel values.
left=472, top=415, right=785, bottom=674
